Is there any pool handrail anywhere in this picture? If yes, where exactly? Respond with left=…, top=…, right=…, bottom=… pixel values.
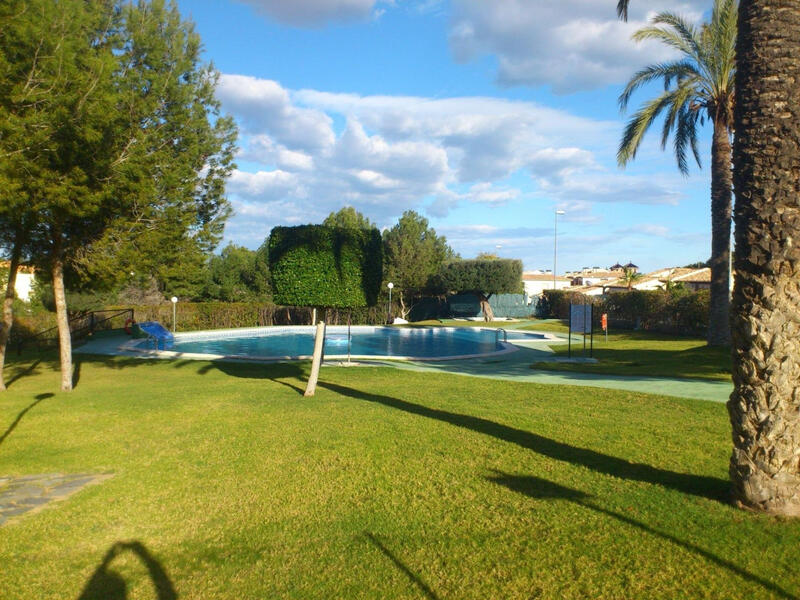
left=495, top=328, right=508, bottom=343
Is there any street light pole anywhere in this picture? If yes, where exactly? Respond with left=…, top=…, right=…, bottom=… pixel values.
left=387, top=282, right=394, bottom=324
left=170, top=296, right=178, bottom=333
left=553, top=210, right=565, bottom=289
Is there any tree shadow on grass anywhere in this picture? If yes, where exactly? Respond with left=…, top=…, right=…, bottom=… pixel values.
left=538, top=346, right=732, bottom=380
left=364, top=532, right=440, bottom=600
left=0, top=392, right=54, bottom=448
left=5, top=358, right=44, bottom=388
left=195, top=360, right=309, bottom=395
left=73, top=357, right=82, bottom=389
left=315, top=381, right=729, bottom=502
left=487, top=471, right=797, bottom=600
left=69, top=355, right=729, bottom=502
left=77, top=540, right=177, bottom=600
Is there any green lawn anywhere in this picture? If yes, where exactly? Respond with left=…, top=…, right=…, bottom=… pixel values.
left=527, top=322, right=732, bottom=382
left=1, top=352, right=796, bottom=599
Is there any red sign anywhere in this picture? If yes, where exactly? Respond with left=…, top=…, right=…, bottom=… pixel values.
left=601, top=313, right=608, bottom=331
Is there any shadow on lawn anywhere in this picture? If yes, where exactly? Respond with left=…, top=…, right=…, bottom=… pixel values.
left=75, top=355, right=728, bottom=502
left=5, top=358, right=44, bottom=388
left=77, top=540, right=177, bottom=600
left=487, top=471, right=797, bottom=600
left=314, top=381, right=729, bottom=503
left=542, top=346, right=732, bottom=377
left=0, top=392, right=54, bottom=448
left=195, top=360, right=308, bottom=394
left=364, top=532, right=440, bottom=600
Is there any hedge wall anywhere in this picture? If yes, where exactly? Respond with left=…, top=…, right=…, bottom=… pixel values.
left=434, top=258, right=523, bottom=296
left=268, top=225, right=383, bottom=308
left=125, top=302, right=387, bottom=331
left=540, top=288, right=710, bottom=336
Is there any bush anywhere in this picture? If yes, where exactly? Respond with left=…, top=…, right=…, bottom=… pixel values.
left=119, top=302, right=388, bottom=332
left=434, top=259, right=523, bottom=295
left=540, top=288, right=709, bottom=336
left=268, top=226, right=383, bottom=308
left=540, top=289, right=597, bottom=320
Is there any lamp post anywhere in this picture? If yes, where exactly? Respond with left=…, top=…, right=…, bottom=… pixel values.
left=554, top=210, right=565, bottom=289
left=170, top=296, right=178, bottom=333
left=387, top=282, right=394, bottom=324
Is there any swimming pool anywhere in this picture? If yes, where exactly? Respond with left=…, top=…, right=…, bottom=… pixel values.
left=125, top=325, right=558, bottom=361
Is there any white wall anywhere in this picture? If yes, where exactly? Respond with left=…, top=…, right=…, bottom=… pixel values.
left=523, top=279, right=572, bottom=298
left=14, top=272, right=34, bottom=302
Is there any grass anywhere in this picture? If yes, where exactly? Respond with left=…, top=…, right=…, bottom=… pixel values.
left=1, top=352, right=796, bottom=599
left=527, top=321, right=732, bottom=381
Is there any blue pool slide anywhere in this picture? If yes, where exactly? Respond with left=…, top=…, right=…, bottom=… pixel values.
left=136, top=321, right=174, bottom=350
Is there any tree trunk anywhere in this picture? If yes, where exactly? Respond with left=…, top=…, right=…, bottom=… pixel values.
left=707, top=119, right=733, bottom=346
left=728, top=0, right=800, bottom=516
left=478, top=293, right=494, bottom=322
left=52, top=258, right=73, bottom=392
left=0, top=245, right=22, bottom=391
left=399, top=294, right=408, bottom=320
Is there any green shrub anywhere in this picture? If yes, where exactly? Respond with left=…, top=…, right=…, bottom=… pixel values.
left=268, top=226, right=383, bottom=308
left=540, top=288, right=709, bottom=336
left=540, top=289, right=597, bottom=319
left=118, top=302, right=387, bottom=331
left=434, top=259, right=523, bottom=295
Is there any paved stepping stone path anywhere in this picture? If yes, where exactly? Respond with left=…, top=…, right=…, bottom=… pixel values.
left=0, top=473, right=112, bottom=526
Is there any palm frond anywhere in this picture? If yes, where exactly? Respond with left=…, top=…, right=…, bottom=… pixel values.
left=648, top=12, right=703, bottom=58
left=617, top=0, right=629, bottom=21
left=617, top=92, right=675, bottom=167
left=618, top=60, right=698, bottom=111
left=673, top=105, right=701, bottom=175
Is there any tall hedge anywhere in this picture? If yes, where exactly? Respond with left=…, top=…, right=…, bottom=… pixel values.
left=434, top=258, right=523, bottom=296
left=268, top=225, right=383, bottom=308
left=540, top=288, right=710, bottom=336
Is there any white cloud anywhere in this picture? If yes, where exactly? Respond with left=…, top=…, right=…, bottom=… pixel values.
left=216, top=76, right=689, bottom=250
left=528, top=148, right=597, bottom=184
left=227, top=169, right=305, bottom=200
left=331, top=120, right=449, bottom=188
left=235, top=0, right=380, bottom=26
left=218, top=75, right=335, bottom=152
left=448, top=0, right=707, bottom=93
left=465, top=182, right=520, bottom=205
left=295, top=89, right=617, bottom=183
left=615, top=224, right=670, bottom=237
left=241, top=135, right=315, bottom=171
left=544, top=175, right=682, bottom=206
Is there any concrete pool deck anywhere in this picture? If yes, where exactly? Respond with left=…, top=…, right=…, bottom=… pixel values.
left=75, top=329, right=733, bottom=403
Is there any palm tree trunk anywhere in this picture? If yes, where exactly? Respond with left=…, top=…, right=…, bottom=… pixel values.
left=728, top=0, right=800, bottom=516
left=0, top=243, right=22, bottom=391
left=52, top=256, right=73, bottom=392
left=707, top=119, right=732, bottom=346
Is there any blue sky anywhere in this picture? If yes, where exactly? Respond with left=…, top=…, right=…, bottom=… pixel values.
left=177, top=0, right=715, bottom=273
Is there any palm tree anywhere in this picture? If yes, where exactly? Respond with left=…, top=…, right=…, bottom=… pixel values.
left=727, top=1, right=800, bottom=517
left=621, top=267, right=642, bottom=291
left=618, top=0, right=736, bottom=347
left=618, top=0, right=800, bottom=517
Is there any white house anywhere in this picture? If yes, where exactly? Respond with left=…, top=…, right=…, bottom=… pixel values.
left=602, top=267, right=711, bottom=293
left=0, top=261, right=36, bottom=302
left=565, top=266, right=626, bottom=287
left=663, top=268, right=712, bottom=291
left=522, top=270, right=572, bottom=299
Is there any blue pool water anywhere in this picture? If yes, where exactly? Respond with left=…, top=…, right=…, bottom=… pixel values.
left=162, top=326, right=547, bottom=360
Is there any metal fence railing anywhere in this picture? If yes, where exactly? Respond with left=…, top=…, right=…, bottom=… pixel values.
left=16, top=308, right=134, bottom=354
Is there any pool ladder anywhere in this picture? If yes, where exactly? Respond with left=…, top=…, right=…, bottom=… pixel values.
left=496, top=328, right=508, bottom=344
